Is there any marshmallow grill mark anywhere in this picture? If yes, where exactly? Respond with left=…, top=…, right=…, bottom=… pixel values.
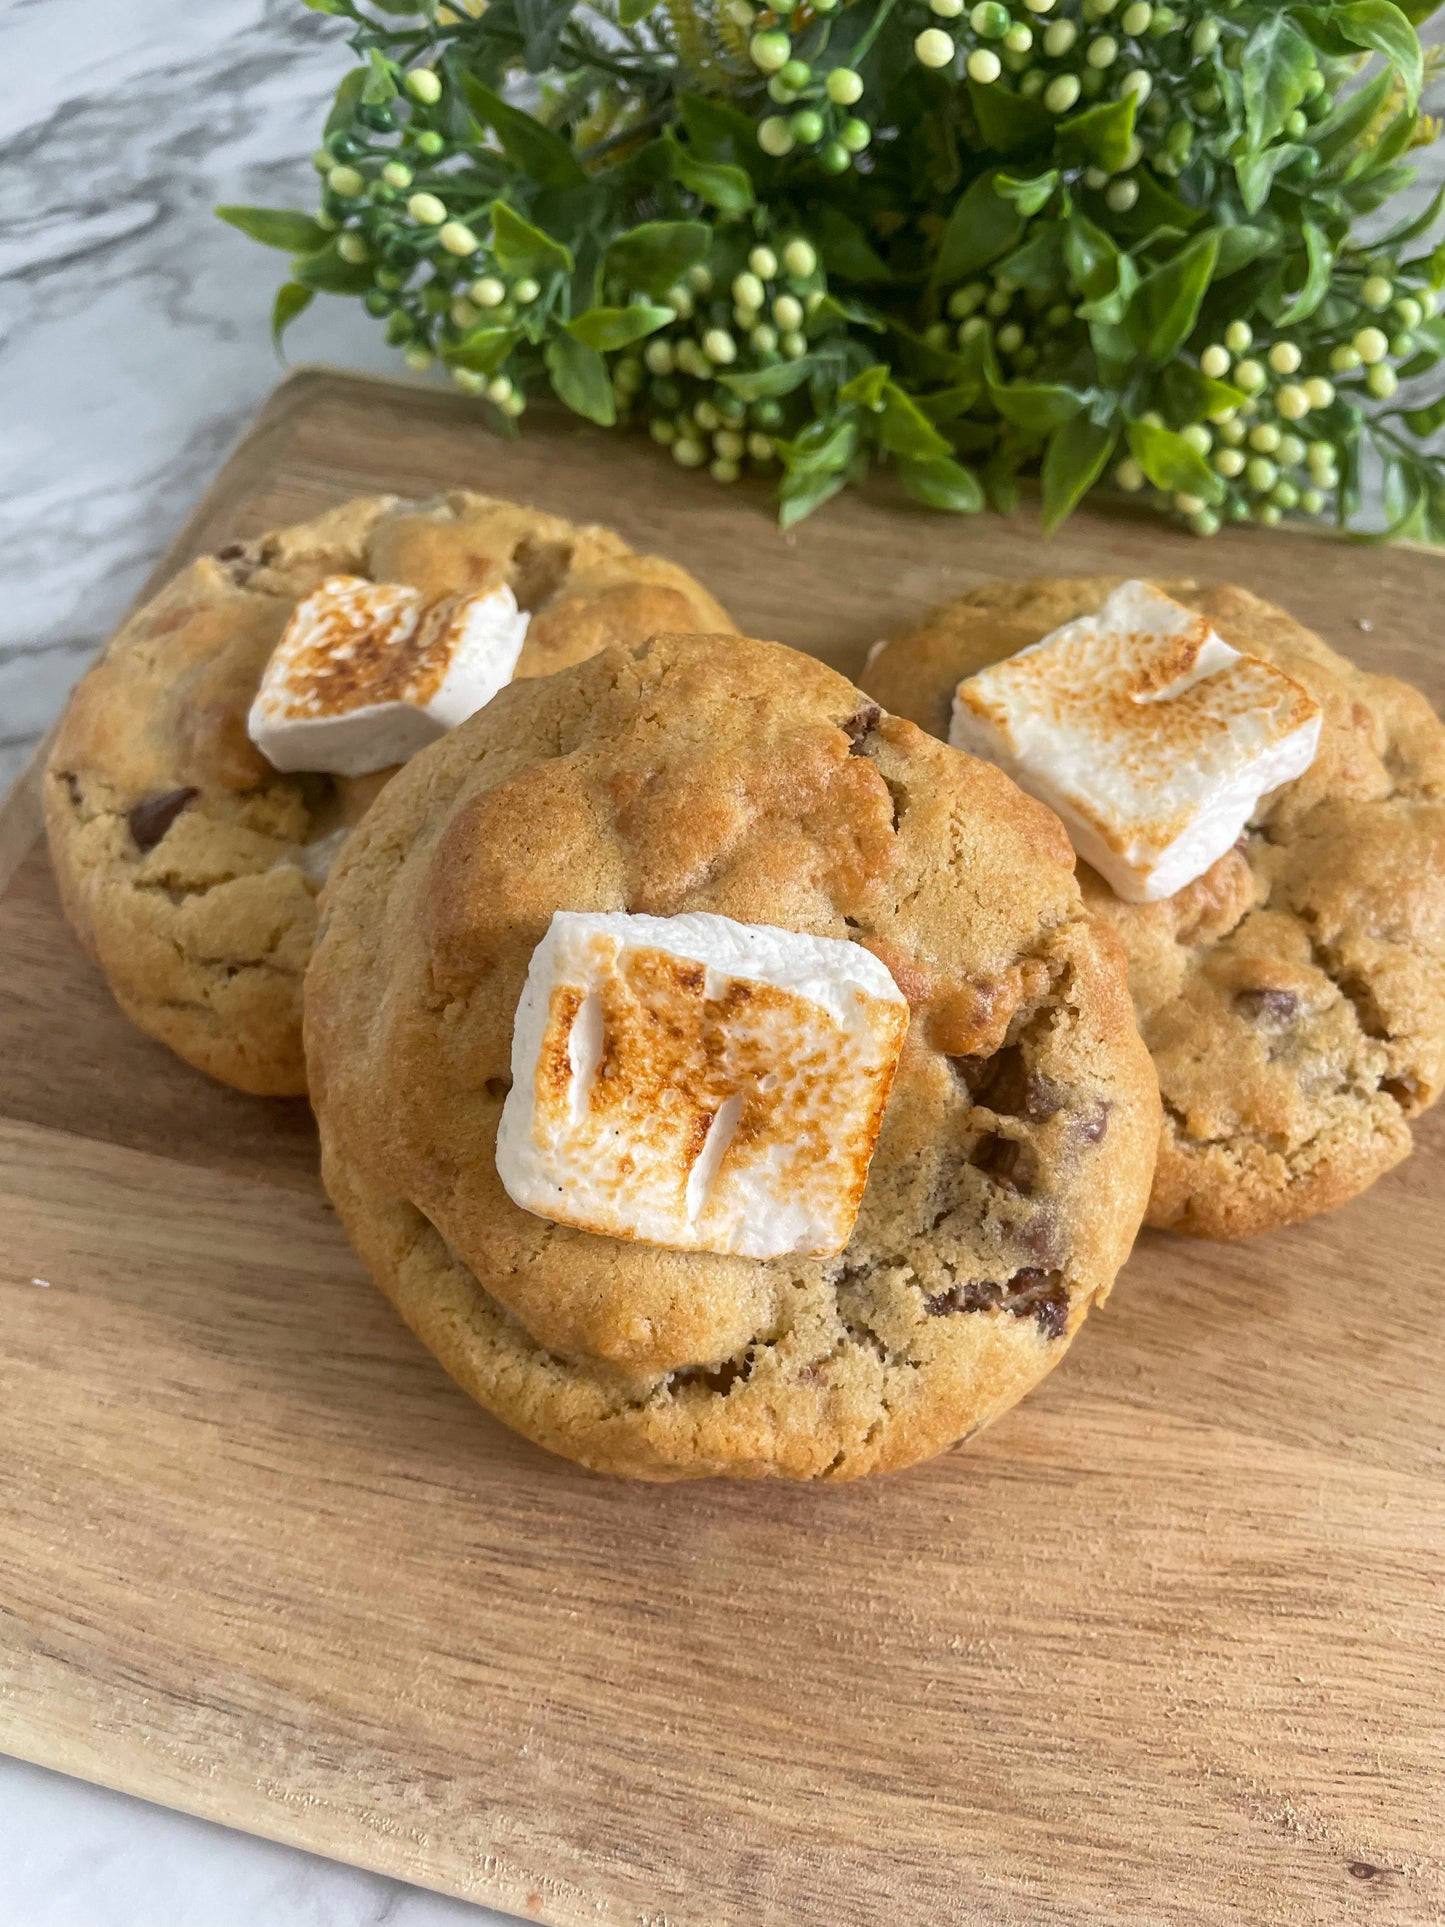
left=949, top=579, right=1323, bottom=903
left=247, top=573, right=530, bottom=778
left=495, top=911, right=910, bottom=1260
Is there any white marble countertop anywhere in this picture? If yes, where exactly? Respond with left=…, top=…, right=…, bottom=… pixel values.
left=4, top=2, right=1444, bottom=1920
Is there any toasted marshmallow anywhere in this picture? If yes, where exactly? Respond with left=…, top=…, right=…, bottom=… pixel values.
left=495, top=910, right=909, bottom=1260
left=247, top=574, right=529, bottom=778
left=949, top=580, right=1323, bottom=902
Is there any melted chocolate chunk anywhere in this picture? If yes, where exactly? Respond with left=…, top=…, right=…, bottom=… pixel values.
left=970, top=1131, right=1033, bottom=1195
left=127, top=786, right=199, bottom=851
left=841, top=701, right=882, bottom=748
left=215, top=541, right=247, bottom=561
left=1235, top=987, right=1299, bottom=1021
left=925, top=1267, right=1069, bottom=1339
left=1074, top=1098, right=1111, bottom=1144
left=950, top=1045, right=1062, bottom=1123
left=61, top=771, right=82, bottom=809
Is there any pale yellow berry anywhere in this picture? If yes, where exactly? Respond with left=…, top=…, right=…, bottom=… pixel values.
left=439, top=221, right=478, bottom=256
left=1200, top=344, right=1231, bottom=379
left=1276, top=384, right=1311, bottom=421
left=1303, top=377, right=1335, bottom=410
left=915, top=28, right=956, bottom=66
left=327, top=165, right=364, bottom=198
left=1114, top=457, right=1146, bottom=491
left=470, top=276, right=506, bottom=308
left=1213, top=447, right=1246, bottom=478
left=407, top=192, right=447, bottom=226
left=405, top=68, right=443, bottom=104
left=749, top=245, right=779, bottom=279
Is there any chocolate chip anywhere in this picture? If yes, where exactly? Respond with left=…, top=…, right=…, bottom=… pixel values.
left=970, top=1132, right=1033, bottom=1195
left=1235, top=987, right=1299, bottom=1021
left=950, top=1045, right=1062, bottom=1122
left=215, top=541, right=246, bottom=561
left=127, top=786, right=199, bottom=851
left=484, top=1076, right=512, bottom=1101
left=61, top=771, right=82, bottom=809
left=1074, top=1098, right=1111, bottom=1144
left=841, top=701, right=881, bottom=748
left=925, top=1267, right=1069, bottom=1338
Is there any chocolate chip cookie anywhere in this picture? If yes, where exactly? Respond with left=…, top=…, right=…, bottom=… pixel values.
left=44, top=492, right=734, bottom=1094
left=864, top=578, right=1445, bottom=1239
left=305, top=633, right=1159, bottom=1480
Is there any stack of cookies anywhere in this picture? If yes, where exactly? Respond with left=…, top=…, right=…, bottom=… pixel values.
left=46, top=493, right=1445, bottom=1481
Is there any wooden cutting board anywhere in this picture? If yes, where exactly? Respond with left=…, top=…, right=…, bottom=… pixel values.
left=2, top=368, right=1442, bottom=1927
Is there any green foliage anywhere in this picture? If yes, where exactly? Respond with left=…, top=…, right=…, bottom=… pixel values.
left=222, top=0, right=1445, bottom=535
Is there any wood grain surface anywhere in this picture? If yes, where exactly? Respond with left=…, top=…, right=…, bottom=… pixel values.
left=1, top=368, right=1443, bottom=1927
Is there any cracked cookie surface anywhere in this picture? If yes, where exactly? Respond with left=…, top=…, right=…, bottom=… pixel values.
left=43, top=491, right=734, bottom=1094
left=305, top=633, right=1159, bottom=1480
left=864, top=576, right=1445, bottom=1239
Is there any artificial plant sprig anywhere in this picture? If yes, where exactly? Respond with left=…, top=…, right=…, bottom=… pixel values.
left=220, top=0, right=1445, bottom=535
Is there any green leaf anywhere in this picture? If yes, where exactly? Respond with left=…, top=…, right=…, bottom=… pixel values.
left=1236, top=145, right=1306, bottom=216
left=290, top=243, right=373, bottom=294
left=323, top=68, right=366, bottom=138
left=618, top=0, right=659, bottom=17
left=678, top=93, right=762, bottom=167
left=1275, top=222, right=1333, bottom=328
left=443, top=325, right=521, bottom=374
left=1240, top=13, right=1315, bottom=149
left=300, top=0, right=346, bottom=14
left=809, top=205, right=892, bottom=284
left=1335, top=1, right=1423, bottom=108
left=216, top=205, right=330, bottom=253
left=666, top=136, right=755, bottom=214
left=1053, top=93, right=1138, bottom=173
left=1041, top=416, right=1116, bottom=533
left=996, top=222, right=1065, bottom=295
left=1212, top=223, right=1277, bottom=278
left=921, top=381, right=986, bottom=424
left=515, top=0, right=577, bottom=72
left=271, top=282, right=313, bottom=353
left=720, top=358, right=820, bottom=402
left=1312, top=68, right=1394, bottom=166
left=1157, top=361, right=1247, bottom=426
left=840, top=364, right=890, bottom=409
left=459, top=77, right=586, bottom=188
left=604, top=220, right=710, bottom=296
left=815, top=292, right=887, bottom=332
left=876, top=384, right=953, bottom=461
left=994, top=169, right=1059, bottom=217
left=565, top=303, right=673, bottom=350
left=363, top=48, right=397, bottom=105
left=968, top=79, right=1053, bottom=155
left=491, top=201, right=574, bottom=276
left=778, top=416, right=859, bottom=474
left=932, top=171, right=1025, bottom=286
left=988, top=379, right=1087, bottom=435
left=1402, top=393, right=1445, bottom=437
left=544, top=333, right=615, bottom=425
left=1126, top=419, right=1223, bottom=503
left=897, top=456, right=984, bottom=514
left=1063, top=214, right=1122, bottom=303
left=1127, top=230, right=1221, bottom=365
left=778, top=467, right=849, bottom=529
